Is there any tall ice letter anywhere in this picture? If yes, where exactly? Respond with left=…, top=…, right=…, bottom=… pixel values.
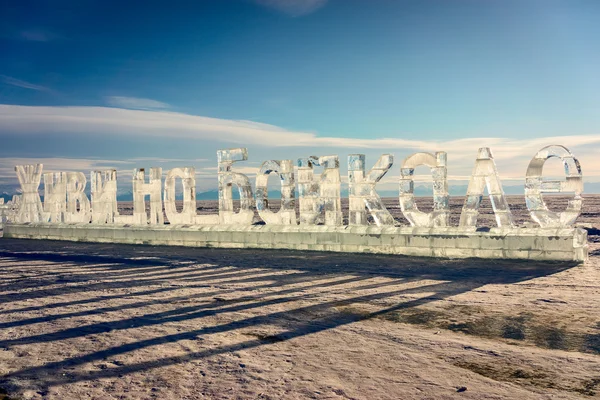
left=348, top=154, right=394, bottom=226
left=132, top=168, right=163, bottom=225
left=399, top=152, right=449, bottom=227
left=525, top=145, right=583, bottom=227
left=43, top=172, right=66, bottom=223
left=217, top=148, right=254, bottom=225
left=65, top=172, right=91, bottom=223
left=15, top=164, right=44, bottom=223
left=91, top=170, right=118, bottom=224
left=255, top=160, right=296, bottom=225
left=297, top=155, right=342, bottom=226
left=459, top=148, right=514, bottom=228
left=164, top=167, right=197, bottom=225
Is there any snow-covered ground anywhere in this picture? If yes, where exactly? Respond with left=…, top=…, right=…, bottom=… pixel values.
left=0, top=196, right=599, bottom=399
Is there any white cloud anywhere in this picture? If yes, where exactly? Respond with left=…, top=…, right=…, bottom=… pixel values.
left=1, top=104, right=600, bottom=184
left=252, top=0, right=327, bottom=16
left=0, top=75, right=50, bottom=92
left=105, top=96, right=170, bottom=110
left=0, top=158, right=133, bottom=179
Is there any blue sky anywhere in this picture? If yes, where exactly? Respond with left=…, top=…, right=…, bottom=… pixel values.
left=1, top=0, right=599, bottom=193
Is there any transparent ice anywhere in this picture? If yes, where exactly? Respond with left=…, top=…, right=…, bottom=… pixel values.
left=65, top=172, right=91, bottom=223
left=459, top=148, right=515, bottom=228
left=255, top=159, right=296, bottom=225
left=217, top=148, right=254, bottom=225
left=91, top=170, right=118, bottom=224
left=119, top=168, right=164, bottom=225
left=43, top=172, right=66, bottom=223
left=164, top=167, right=197, bottom=225
left=348, top=154, right=394, bottom=226
left=399, top=152, right=449, bottom=227
left=15, top=164, right=44, bottom=223
left=525, top=145, right=583, bottom=227
left=297, top=155, right=342, bottom=226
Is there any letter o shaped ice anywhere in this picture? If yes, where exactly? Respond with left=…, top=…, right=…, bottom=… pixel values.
left=525, top=145, right=583, bottom=228
left=399, top=152, right=449, bottom=227
left=255, top=160, right=296, bottom=225
left=164, top=167, right=196, bottom=225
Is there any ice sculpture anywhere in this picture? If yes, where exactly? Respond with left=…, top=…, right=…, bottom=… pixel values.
left=64, top=172, right=91, bottom=223
left=297, top=155, right=342, bottom=226
left=130, top=168, right=163, bottom=225
left=348, top=154, right=395, bottom=226
left=43, top=172, right=66, bottom=223
left=218, top=148, right=254, bottom=225
left=0, top=195, right=20, bottom=225
left=525, top=145, right=583, bottom=228
left=91, top=170, right=118, bottom=224
left=255, top=160, right=296, bottom=225
left=459, top=148, right=514, bottom=228
left=15, top=164, right=44, bottom=223
left=0, top=199, right=6, bottom=227
left=399, top=152, right=449, bottom=227
left=164, top=167, right=196, bottom=225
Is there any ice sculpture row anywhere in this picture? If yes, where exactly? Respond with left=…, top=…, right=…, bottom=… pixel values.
left=6, top=145, right=583, bottom=229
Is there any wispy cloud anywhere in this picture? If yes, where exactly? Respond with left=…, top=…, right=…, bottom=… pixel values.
left=18, top=29, right=60, bottom=42
left=0, top=158, right=131, bottom=179
left=105, top=96, right=170, bottom=110
left=252, top=0, right=327, bottom=16
left=0, top=75, right=50, bottom=92
left=1, top=104, right=600, bottom=183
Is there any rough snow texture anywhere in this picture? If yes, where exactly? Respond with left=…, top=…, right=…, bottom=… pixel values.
left=0, top=195, right=599, bottom=399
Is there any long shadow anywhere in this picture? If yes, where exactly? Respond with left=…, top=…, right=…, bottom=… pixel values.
left=0, top=280, right=521, bottom=388
left=0, top=263, right=233, bottom=292
left=0, top=250, right=167, bottom=268
left=0, top=238, right=579, bottom=390
left=0, top=286, right=184, bottom=315
left=0, top=274, right=373, bottom=330
left=0, top=252, right=397, bottom=306
left=0, top=267, right=355, bottom=321
left=0, top=254, right=224, bottom=292
left=0, top=270, right=319, bottom=316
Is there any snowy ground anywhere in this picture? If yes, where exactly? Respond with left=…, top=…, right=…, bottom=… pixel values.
left=0, top=196, right=598, bottom=399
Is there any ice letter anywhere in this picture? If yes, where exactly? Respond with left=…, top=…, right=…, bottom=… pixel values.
left=459, top=148, right=514, bottom=228
left=132, top=168, right=163, bottom=225
left=255, top=159, right=296, bottom=225
left=43, top=172, right=67, bottom=223
left=525, top=145, right=583, bottom=227
left=15, top=164, right=44, bottom=223
left=348, top=154, right=395, bottom=226
left=91, top=170, right=118, bottom=224
left=399, top=152, right=449, bottom=227
left=217, top=148, right=254, bottom=225
left=65, top=172, right=91, bottom=223
left=297, top=155, right=342, bottom=226
left=0, top=195, right=21, bottom=225
left=164, top=167, right=197, bottom=225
